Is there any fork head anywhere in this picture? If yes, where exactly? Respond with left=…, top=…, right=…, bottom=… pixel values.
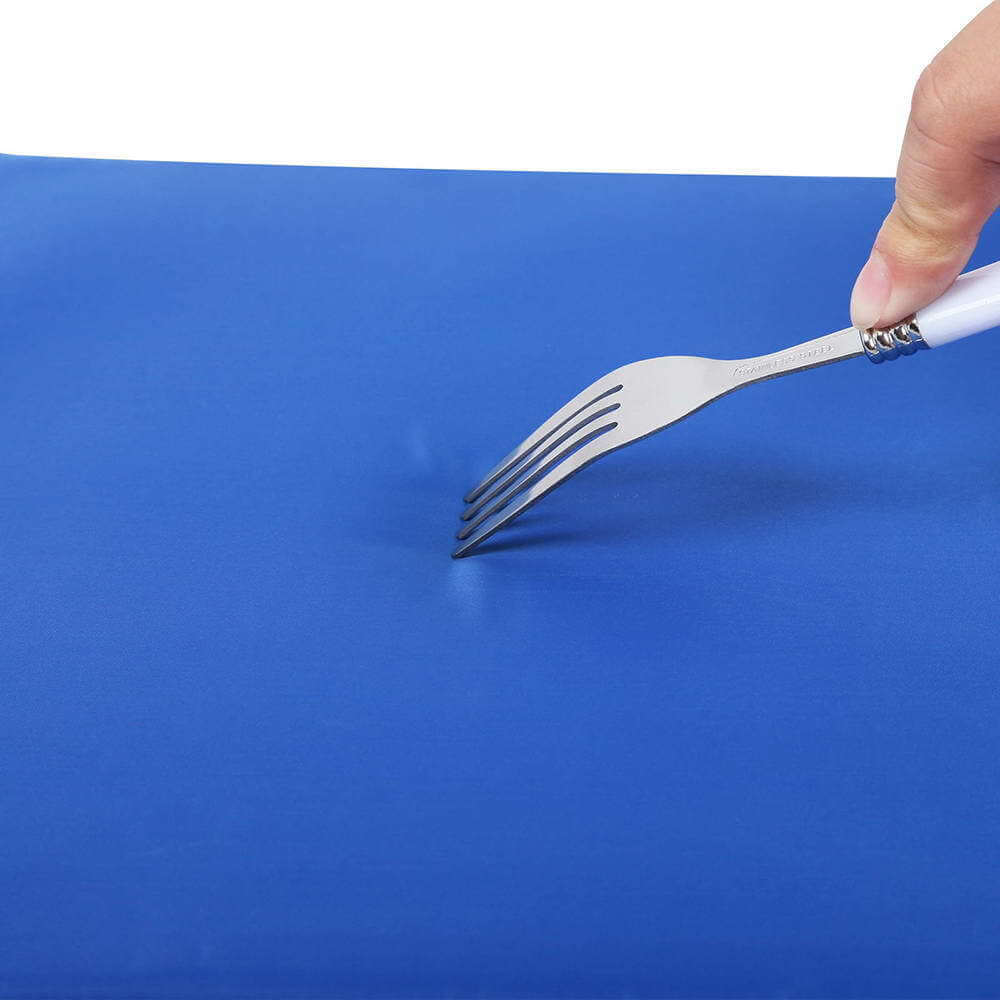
left=453, top=355, right=733, bottom=557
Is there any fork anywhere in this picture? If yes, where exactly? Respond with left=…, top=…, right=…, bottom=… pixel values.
left=453, top=259, right=1000, bottom=557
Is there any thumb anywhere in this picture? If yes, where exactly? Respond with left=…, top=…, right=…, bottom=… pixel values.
left=851, top=11, right=1000, bottom=330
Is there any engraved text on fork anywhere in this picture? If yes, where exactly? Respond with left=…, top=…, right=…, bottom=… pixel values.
left=732, top=343, right=833, bottom=379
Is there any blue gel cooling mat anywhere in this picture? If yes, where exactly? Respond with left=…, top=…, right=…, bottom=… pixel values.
left=3, top=154, right=1000, bottom=997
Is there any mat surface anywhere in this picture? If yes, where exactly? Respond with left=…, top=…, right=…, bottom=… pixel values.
left=3, top=155, right=1000, bottom=997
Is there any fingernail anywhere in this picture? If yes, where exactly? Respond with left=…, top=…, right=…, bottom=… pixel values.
left=850, top=249, right=892, bottom=329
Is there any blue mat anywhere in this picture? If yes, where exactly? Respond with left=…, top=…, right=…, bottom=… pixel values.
left=3, top=154, right=1000, bottom=997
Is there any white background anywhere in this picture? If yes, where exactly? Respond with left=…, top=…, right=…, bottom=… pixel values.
left=0, top=1, right=988, bottom=176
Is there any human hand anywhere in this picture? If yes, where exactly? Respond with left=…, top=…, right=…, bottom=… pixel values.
left=850, top=2, right=1000, bottom=330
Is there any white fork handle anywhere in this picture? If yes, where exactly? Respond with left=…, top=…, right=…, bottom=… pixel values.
left=916, top=259, right=1000, bottom=348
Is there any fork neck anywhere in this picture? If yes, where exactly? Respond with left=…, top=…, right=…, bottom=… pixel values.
left=728, top=327, right=864, bottom=390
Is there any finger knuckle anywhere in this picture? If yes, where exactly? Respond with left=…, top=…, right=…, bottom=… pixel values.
left=881, top=201, right=972, bottom=265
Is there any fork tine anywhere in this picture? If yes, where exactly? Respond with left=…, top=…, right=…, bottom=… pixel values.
left=460, top=400, right=621, bottom=522
left=462, top=380, right=624, bottom=504
left=452, top=429, right=623, bottom=558
left=456, top=417, right=620, bottom=541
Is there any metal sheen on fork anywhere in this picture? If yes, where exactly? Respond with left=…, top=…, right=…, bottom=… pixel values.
left=453, top=260, right=1000, bottom=557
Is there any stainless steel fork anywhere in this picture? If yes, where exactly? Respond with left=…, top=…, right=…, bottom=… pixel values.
left=453, top=260, right=1000, bottom=557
